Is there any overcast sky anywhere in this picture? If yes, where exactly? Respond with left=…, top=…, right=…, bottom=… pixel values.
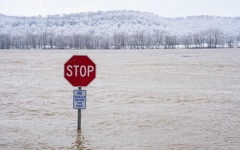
left=0, top=0, right=239, bottom=18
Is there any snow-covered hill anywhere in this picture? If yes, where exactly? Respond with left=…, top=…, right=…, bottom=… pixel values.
left=0, top=10, right=240, bottom=36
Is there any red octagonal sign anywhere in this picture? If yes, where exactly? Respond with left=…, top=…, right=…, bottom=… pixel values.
left=64, top=55, right=96, bottom=86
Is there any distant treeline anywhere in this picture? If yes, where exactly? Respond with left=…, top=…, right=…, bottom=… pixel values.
left=0, top=28, right=239, bottom=49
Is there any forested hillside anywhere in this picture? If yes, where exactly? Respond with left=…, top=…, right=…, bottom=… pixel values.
left=0, top=10, right=240, bottom=49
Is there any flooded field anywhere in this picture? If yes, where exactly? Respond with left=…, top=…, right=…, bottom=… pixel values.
left=0, top=49, right=240, bottom=149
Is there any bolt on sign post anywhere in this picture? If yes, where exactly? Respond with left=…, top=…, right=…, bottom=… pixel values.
left=64, top=55, right=96, bottom=130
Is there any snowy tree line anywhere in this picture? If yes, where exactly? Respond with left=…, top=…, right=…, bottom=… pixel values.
left=1, top=11, right=240, bottom=49
left=0, top=28, right=239, bottom=49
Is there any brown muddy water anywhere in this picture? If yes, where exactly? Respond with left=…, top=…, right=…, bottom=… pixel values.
left=0, top=49, right=240, bottom=149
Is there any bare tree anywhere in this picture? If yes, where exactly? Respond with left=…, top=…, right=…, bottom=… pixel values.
left=128, top=34, right=135, bottom=49
left=55, top=34, right=65, bottom=49
left=164, top=35, right=177, bottom=49
left=31, top=34, right=37, bottom=49
left=0, top=33, right=11, bottom=49
left=0, top=34, right=6, bottom=49
left=120, top=32, right=127, bottom=49
left=39, top=27, right=49, bottom=49
left=113, top=33, right=121, bottom=49
left=84, top=34, right=93, bottom=49
left=226, top=36, right=234, bottom=48
left=237, top=33, right=240, bottom=48
left=193, top=33, right=201, bottom=48
left=139, top=30, right=145, bottom=49
left=213, top=28, right=224, bottom=48
left=205, top=29, right=215, bottom=48
left=18, top=35, right=24, bottom=49
left=73, top=34, right=80, bottom=49
left=153, top=29, right=165, bottom=49
left=199, top=31, right=206, bottom=48
left=145, top=33, right=153, bottom=49
left=182, top=33, right=193, bottom=49
left=93, top=35, right=100, bottom=49
left=36, top=34, right=42, bottom=49
left=66, top=35, right=73, bottom=49
left=25, top=33, right=32, bottom=49
left=49, top=30, right=55, bottom=49
left=133, top=31, right=140, bottom=49
left=100, top=37, right=110, bottom=49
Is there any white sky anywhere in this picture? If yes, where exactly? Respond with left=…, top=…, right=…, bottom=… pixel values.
left=0, top=0, right=239, bottom=18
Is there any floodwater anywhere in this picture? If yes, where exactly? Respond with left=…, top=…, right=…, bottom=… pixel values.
left=0, top=49, right=240, bottom=149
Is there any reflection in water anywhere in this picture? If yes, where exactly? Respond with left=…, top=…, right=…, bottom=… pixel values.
left=75, top=130, right=85, bottom=150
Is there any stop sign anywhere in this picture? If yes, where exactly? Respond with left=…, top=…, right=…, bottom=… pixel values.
left=64, top=55, right=96, bottom=86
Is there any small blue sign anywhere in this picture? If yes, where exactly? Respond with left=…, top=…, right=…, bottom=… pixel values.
left=73, top=90, right=86, bottom=109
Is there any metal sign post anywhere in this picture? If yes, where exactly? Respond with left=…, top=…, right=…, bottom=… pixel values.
left=78, top=87, right=81, bottom=130
left=73, top=87, right=86, bottom=130
left=73, top=87, right=87, bottom=130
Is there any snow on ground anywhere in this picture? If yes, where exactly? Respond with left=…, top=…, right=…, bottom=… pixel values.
left=0, top=49, right=240, bottom=149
